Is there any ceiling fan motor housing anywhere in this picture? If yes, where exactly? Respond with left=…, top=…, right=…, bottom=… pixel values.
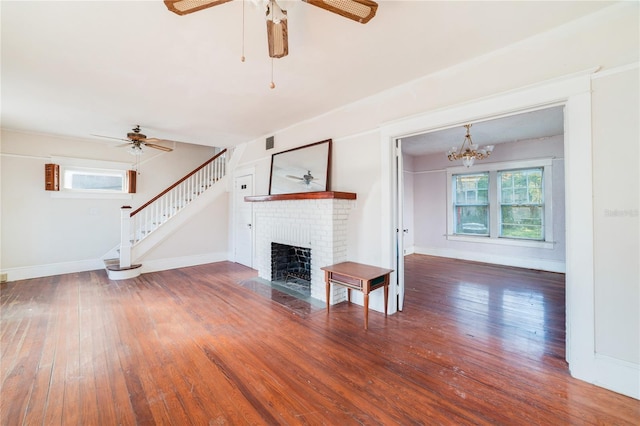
left=127, top=132, right=147, bottom=142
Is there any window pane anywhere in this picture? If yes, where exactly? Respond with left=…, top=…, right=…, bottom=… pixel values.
left=455, top=205, right=489, bottom=235
left=454, top=173, right=489, bottom=204
left=64, top=169, right=125, bottom=191
left=501, top=205, right=543, bottom=239
left=501, top=189, right=513, bottom=204
left=514, top=188, right=528, bottom=204
left=71, top=173, right=122, bottom=190
left=500, top=168, right=543, bottom=205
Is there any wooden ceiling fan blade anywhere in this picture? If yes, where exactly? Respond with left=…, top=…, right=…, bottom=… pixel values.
left=91, top=134, right=129, bottom=142
left=143, top=143, right=174, bottom=152
left=302, top=0, right=378, bottom=24
left=143, top=137, right=180, bottom=143
left=164, top=0, right=233, bottom=16
left=267, top=15, right=288, bottom=58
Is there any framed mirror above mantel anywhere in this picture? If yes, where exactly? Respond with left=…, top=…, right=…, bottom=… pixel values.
left=247, top=138, right=356, bottom=202
left=268, top=139, right=332, bottom=195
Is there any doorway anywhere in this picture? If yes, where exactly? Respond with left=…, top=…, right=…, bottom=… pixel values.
left=383, top=72, right=596, bottom=386
left=396, top=106, right=567, bottom=357
left=233, top=173, right=253, bottom=268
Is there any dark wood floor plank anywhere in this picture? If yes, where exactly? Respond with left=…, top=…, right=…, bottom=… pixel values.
left=61, top=273, right=82, bottom=426
left=0, top=301, right=48, bottom=425
left=1, top=255, right=638, bottom=425
left=21, top=278, right=63, bottom=426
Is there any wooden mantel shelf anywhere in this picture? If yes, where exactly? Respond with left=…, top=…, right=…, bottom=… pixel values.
left=245, top=191, right=357, bottom=202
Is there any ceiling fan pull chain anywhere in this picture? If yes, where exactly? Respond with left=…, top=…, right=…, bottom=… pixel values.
left=270, top=58, right=276, bottom=89
left=241, top=0, right=246, bottom=62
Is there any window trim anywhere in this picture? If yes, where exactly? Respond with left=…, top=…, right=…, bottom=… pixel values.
left=50, top=156, right=134, bottom=199
left=446, top=158, right=554, bottom=249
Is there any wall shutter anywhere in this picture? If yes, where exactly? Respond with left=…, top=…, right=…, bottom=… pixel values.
left=127, top=170, right=137, bottom=193
left=45, top=164, right=60, bottom=191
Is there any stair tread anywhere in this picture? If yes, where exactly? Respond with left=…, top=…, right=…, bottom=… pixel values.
left=105, top=263, right=142, bottom=272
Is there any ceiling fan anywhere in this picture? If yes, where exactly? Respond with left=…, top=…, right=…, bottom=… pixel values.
left=163, top=0, right=378, bottom=59
left=93, top=126, right=174, bottom=153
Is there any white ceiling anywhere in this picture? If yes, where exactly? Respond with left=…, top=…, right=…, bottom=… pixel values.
left=401, top=105, right=565, bottom=157
left=1, top=1, right=613, bottom=148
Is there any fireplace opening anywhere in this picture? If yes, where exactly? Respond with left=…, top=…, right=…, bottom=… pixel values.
left=271, top=243, right=311, bottom=296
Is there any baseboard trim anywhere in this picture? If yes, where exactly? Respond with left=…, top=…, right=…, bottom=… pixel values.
left=413, top=246, right=566, bottom=273
left=1, top=259, right=104, bottom=282
left=570, top=353, right=640, bottom=399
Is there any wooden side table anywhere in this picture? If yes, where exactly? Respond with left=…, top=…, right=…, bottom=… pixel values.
left=321, top=262, right=393, bottom=330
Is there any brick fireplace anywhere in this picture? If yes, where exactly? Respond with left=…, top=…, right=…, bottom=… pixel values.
left=246, top=192, right=357, bottom=304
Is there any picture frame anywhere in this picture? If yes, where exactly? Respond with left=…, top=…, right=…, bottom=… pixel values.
left=269, top=139, right=332, bottom=195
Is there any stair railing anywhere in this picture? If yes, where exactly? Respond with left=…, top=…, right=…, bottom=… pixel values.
left=119, top=149, right=227, bottom=268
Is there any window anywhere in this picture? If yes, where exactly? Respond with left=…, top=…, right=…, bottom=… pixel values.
left=50, top=156, right=134, bottom=199
left=453, top=173, right=489, bottom=236
left=63, top=167, right=127, bottom=192
left=446, top=159, right=554, bottom=249
left=499, top=168, right=544, bottom=240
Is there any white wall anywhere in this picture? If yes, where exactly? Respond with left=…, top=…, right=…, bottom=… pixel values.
left=592, top=66, right=639, bottom=366
left=0, top=129, right=227, bottom=279
left=408, top=135, right=566, bottom=272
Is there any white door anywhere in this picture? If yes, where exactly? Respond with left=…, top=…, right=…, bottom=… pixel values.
left=234, top=174, right=253, bottom=267
left=395, top=139, right=405, bottom=311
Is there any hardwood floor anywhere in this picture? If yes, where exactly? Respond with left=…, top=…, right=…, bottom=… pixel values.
left=1, top=255, right=638, bottom=425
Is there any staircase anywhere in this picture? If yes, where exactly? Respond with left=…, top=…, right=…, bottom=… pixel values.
left=105, top=149, right=227, bottom=279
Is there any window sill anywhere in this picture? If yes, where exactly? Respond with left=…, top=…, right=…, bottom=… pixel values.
left=446, top=234, right=555, bottom=249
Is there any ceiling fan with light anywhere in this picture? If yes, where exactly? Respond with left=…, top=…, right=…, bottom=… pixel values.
left=163, top=0, right=378, bottom=59
left=93, top=125, right=175, bottom=154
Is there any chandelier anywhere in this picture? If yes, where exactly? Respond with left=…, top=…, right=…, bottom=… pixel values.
left=447, top=124, right=494, bottom=167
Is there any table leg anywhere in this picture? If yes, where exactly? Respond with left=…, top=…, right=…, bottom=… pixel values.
left=325, top=276, right=330, bottom=312
left=347, top=288, right=351, bottom=303
left=384, top=283, right=389, bottom=316
left=363, top=292, right=369, bottom=330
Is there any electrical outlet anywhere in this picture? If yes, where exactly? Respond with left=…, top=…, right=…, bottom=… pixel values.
left=0, top=273, right=7, bottom=283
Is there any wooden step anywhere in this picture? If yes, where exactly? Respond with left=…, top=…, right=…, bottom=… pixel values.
left=104, top=259, right=142, bottom=280
left=105, top=263, right=142, bottom=272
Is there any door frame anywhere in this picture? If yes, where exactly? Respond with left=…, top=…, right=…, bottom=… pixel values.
left=379, top=68, right=619, bottom=393
left=394, top=138, right=405, bottom=311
